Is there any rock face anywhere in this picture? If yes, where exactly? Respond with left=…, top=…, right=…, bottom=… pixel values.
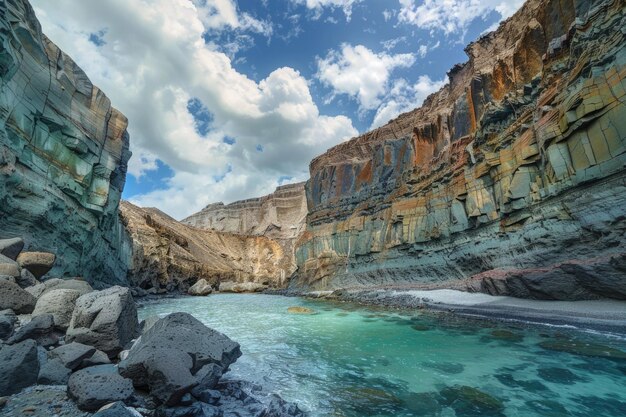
left=292, top=0, right=626, bottom=300
left=121, top=201, right=294, bottom=293
left=0, top=0, right=132, bottom=287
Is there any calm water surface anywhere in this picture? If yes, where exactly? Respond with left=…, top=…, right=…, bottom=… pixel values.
left=138, top=294, right=626, bottom=417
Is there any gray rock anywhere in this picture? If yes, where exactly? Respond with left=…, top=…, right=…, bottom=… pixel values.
left=66, top=286, right=138, bottom=358
left=38, top=356, right=71, bottom=385
left=188, top=279, right=212, bottom=296
left=163, top=403, right=222, bottom=417
left=192, top=389, right=221, bottom=405
left=0, top=275, right=15, bottom=283
left=119, top=313, right=240, bottom=406
left=0, top=310, right=17, bottom=340
left=139, top=315, right=160, bottom=334
left=26, top=278, right=93, bottom=299
left=67, top=365, right=135, bottom=411
left=0, top=254, right=20, bottom=278
left=0, top=339, right=39, bottom=396
left=32, top=289, right=82, bottom=329
left=17, top=252, right=55, bottom=279
left=50, top=342, right=96, bottom=371
left=7, top=314, right=61, bottom=347
left=0, top=279, right=36, bottom=314
left=16, top=268, right=38, bottom=288
left=94, top=402, right=139, bottom=417
left=219, top=281, right=268, bottom=293
left=83, top=349, right=112, bottom=368
left=191, top=363, right=222, bottom=398
left=0, top=238, right=24, bottom=260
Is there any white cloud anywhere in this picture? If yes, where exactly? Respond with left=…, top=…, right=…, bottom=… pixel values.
left=397, top=0, right=525, bottom=35
left=370, top=76, right=446, bottom=130
left=316, top=44, right=415, bottom=111
left=31, top=0, right=357, bottom=219
left=292, top=0, right=361, bottom=21
left=192, top=0, right=272, bottom=36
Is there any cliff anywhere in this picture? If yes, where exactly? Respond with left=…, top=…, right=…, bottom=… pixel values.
left=121, top=201, right=292, bottom=292
left=291, top=0, right=626, bottom=300
left=0, top=0, right=132, bottom=287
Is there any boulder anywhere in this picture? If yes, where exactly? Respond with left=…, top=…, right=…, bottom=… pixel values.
left=190, top=363, right=222, bottom=398
left=139, top=315, right=160, bottom=334
left=119, top=313, right=241, bottom=405
left=0, top=254, right=20, bottom=278
left=94, top=402, right=140, bottom=417
left=0, top=339, right=39, bottom=396
left=0, top=310, right=17, bottom=340
left=0, top=280, right=36, bottom=314
left=188, top=279, right=212, bottom=296
left=16, top=268, right=38, bottom=288
left=67, top=364, right=135, bottom=411
left=26, top=278, right=93, bottom=299
left=32, top=289, right=82, bottom=330
left=50, top=342, right=96, bottom=370
left=219, top=281, right=268, bottom=293
left=82, top=349, right=112, bottom=367
left=0, top=238, right=24, bottom=260
left=66, top=286, right=138, bottom=358
left=38, top=357, right=71, bottom=385
left=7, top=314, right=61, bottom=347
left=17, top=252, right=56, bottom=279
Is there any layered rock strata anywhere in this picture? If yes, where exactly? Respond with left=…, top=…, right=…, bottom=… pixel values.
left=292, top=0, right=626, bottom=300
left=121, top=201, right=293, bottom=292
left=0, top=0, right=132, bottom=287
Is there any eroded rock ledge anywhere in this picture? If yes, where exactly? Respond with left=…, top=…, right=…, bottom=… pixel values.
left=0, top=0, right=132, bottom=287
left=291, top=0, right=626, bottom=300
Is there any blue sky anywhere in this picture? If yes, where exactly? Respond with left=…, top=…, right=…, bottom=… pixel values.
left=32, top=0, right=524, bottom=219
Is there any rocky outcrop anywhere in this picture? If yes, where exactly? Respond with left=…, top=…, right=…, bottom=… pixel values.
left=121, top=201, right=294, bottom=292
left=292, top=0, right=626, bottom=300
left=0, top=0, right=132, bottom=288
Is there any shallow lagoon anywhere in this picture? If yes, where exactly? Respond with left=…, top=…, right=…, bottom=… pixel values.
left=139, top=294, right=626, bottom=417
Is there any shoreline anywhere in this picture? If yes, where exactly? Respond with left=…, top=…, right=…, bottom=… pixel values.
left=304, top=288, right=626, bottom=336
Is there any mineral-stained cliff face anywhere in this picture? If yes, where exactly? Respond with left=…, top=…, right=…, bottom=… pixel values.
left=121, top=201, right=293, bottom=292
left=0, top=0, right=132, bottom=287
left=292, top=0, right=626, bottom=300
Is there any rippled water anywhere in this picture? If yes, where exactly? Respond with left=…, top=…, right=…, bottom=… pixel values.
left=138, top=294, right=626, bottom=417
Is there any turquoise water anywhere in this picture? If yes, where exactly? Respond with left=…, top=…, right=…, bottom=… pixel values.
left=138, top=294, right=626, bottom=417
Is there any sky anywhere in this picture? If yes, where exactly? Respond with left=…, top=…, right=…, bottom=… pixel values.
left=31, top=0, right=524, bottom=219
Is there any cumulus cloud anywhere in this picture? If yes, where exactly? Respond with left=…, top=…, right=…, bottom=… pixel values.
left=370, top=76, right=446, bottom=130
left=397, top=0, right=525, bottom=35
left=292, top=0, right=362, bottom=21
left=316, top=44, right=415, bottom=111
left=31, top=0, right=357, bottom=219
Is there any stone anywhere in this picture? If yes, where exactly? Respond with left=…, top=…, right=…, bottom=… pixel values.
left=0, top=279, right=36, bottom=314
left=0, top=238, right=24, bottom=260
left=93, top=402, right=139, bottom=417
left=26, top=278, right=93, bottom=299
left=16, top=268, right=38, bottom=288
left=67, top=365, right=135, bottom=411
left=0, top=339, right=39, bottom=396
left=188, top=279, right=212, bottom=296
left=7, top=314, right=60, bottom=347
left=219, top=281, right=268, bottom=293
left=0, top=310, right=17, bottom=340
left=83, top=349, right=112, bottom=367
left=539, top=339, right=626, bottom=362
left=439, top=385, right=505, bottom=416
left=50, top=342, right=97, bottom=371
left=119, top=313, right=240, bottom=405
left=32, top=289, right=82, bottom=330
left=139, top=315, right=160, bottom=334
left=66, top=286, right=138, bottom=358
left=17, top=252, right=56, bottom=279
left=38, top=357, right=71, bottom=385
left=0, top=254, right=20, bottom=278
left=286, top=306, right=316, bottom=314
left=192, top=389, right=221, bottom=405
left=190, top=363, right=222, bottom=398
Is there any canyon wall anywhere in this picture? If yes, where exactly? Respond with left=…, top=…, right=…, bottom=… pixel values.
left=0, top=0, right=132, bottom=287
left=292, top=0, right=626, bottom=300
left=122, top=201, right=292, bottom=292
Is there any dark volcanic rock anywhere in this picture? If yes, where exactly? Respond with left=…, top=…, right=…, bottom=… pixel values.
left=66, top=286, right=138, bottom=358
left=16, top=268, right=38, bottom=288
left=67, top=364, right=135, bottom=411
left=38, top=357, right=71, bottom=385
left=119, top=312, right=241, bottom=406
left=0, top=238, right=24, bottom=261
left=50, top=342, right=97, bottom=371
left=0, top=309, right=17, bottom=340
left=93, top=402, right=138, bottom=417
left=7, top=313, right=61, bottom=347
left=0, top=279, right=36, bottom=314
left=0, top=339, right=39, bottom=396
